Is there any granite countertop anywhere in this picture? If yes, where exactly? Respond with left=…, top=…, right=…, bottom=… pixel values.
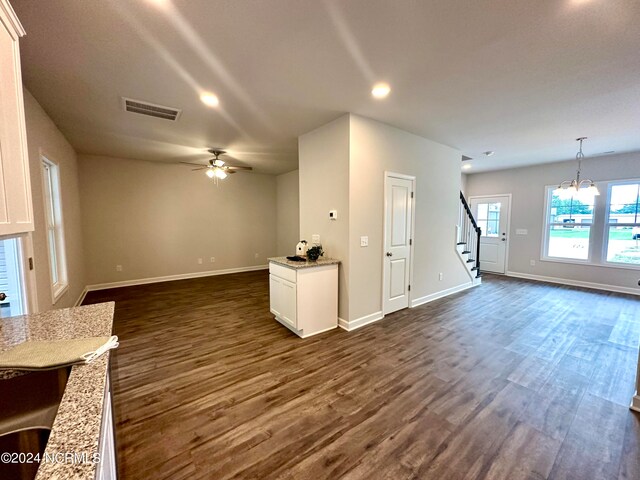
left=0, top=302, right=115, bottom=480
left=268, top=256, right=340, bottom=269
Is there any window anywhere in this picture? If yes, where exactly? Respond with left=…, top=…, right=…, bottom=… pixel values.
left=605, top=182, right=640, bottom=266
left=476, top=202, right=501, bottom=237
left=41, top=157, right=68, bottom=301
left=543, top=188, right=594, bottom=261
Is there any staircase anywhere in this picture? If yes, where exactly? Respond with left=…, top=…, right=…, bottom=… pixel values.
left=457, top=191, right=482, bottom=285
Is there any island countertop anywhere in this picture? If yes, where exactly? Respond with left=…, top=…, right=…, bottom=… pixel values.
left=0, top=301, right=115, bottom=480
left=268, top=256, right=340, bottom=269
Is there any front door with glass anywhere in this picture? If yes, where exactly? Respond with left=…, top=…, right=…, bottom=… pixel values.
left=470, top=195, right=511, bottom=274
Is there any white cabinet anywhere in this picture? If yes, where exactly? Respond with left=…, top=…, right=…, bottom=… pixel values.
left=269, top=274, right=297, bottom=328
left=0, top=1, right=33, bottom=236
left=269, top=261, right=338, bottom=338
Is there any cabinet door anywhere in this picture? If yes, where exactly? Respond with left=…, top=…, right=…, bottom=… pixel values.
left=269, top=274, right=282, bottom=317
left=0, top=3, right=33, bottom=236
left=278, top=278, right=297, bottom=328
left=269, top=274, right=297, bottom=328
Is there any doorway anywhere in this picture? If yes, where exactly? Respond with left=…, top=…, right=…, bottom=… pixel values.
left=0, top=236, right=31, bottom=318
left=469, top=195, right=511, bottom=274
left=382, top=172, right=415, bottom=315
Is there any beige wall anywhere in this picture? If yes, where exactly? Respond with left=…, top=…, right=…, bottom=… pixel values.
left=466, top=152, right=640, bottom=292
left=78, top=155, right=277, bottom=285
left=299, top=115, right=351, bottom=320
left=276, top=170, right=300, bottom=256
left=299, top=114, right=470, bottom=323
left=23, top=88, right=86, bottom=310
left=349, top=114, right=470, bottom=319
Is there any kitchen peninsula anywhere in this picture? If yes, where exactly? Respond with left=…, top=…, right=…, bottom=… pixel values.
left=0, top=302, right=116, bottom=480
left=268, top=257, right=339, bottom=338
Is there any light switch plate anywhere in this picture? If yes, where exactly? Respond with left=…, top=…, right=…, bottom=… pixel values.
left=360, top=236, right=369, bottom=247
left=329, top=210, right=338, bottom=220
left=516, top=229, right=528, bottom=235
left=312, top=234, right=320, bottom=243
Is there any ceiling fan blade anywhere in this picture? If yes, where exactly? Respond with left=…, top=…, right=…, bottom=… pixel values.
left=180, top=161, right=208, bottom=167
left=191, top=167, right=208, bottom=171
left=226, top=170, right=236, bottom=174
left=225, top=165, right=253, bottom=171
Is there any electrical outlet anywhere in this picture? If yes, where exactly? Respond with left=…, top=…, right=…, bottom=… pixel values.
left=210, top=257, right=216, bottom=263
left=116, top=265, right=122, bottom=272
left=360, top=236, right=369, bottom=247
left=530, top=260, right=536, bottom=266
left=254, top=253, right=259, bottom=259
left=438, top=272, right=443, bottom=281
left=197, top=258, right=203, bottom=265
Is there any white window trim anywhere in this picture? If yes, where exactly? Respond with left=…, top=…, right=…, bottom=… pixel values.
left=41, top=153, right=69, bottom=303
left=541, top=185, right=595, bottom=265
left=602, top=179, right=640, bottom=269
left=540, top=179, right=640, bottom=270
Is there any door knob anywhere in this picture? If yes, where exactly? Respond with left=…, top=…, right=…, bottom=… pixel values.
left=501, top=238, right=506, bottom=242
left=386, top=252, right=393, bottom=257
left=0, top=293, right=6, bottom=301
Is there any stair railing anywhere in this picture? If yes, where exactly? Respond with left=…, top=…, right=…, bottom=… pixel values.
left=459, top=192, right=481, bottom=278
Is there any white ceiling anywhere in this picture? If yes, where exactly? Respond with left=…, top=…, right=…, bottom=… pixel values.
left=12, top=0, right=640, bottom=174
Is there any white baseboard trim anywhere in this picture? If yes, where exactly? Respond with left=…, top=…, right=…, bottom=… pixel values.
left=86, top=265, right=269, bottom=291
left=410, top=282, right=475, bottom=308
left=300, top=325, right=338, bottom=338
left=630, top=392, right=640, bottom=413
left=505, top=271, right=640, bottom=297
left=338, top=311, right=384, bottom=332
left=75, top=287, right=89, bottom=307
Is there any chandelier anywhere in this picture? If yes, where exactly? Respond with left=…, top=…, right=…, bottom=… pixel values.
left=553, top=137, right=599, bottom=199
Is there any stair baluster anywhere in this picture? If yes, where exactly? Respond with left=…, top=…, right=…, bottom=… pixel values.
left=459, top=192, right=481, bottom=278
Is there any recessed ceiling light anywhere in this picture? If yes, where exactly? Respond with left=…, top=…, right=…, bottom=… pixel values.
left=462, top=164, right=472, bottom=170
left=483, top=151, right=495, bottom=157
left=371, top=83, right=391, bottom=99
left=145, top=0, right=170, bottom=7
left=200, top=92, right=219, bottom=107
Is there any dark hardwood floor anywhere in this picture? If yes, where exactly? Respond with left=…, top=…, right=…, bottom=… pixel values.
left=83, top=272, right=640, bottom=480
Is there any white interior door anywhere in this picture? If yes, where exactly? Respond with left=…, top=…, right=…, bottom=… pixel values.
left=469, top=195, right=510, bottom=274
left=383, top=174, right=414, bottom=315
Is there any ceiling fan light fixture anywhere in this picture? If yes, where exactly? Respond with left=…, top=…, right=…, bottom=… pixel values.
left=205, top=168, right=215, bottom=178
left=215, top=168, right=227, bottom=179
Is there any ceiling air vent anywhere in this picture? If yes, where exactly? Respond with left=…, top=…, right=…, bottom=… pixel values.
left=122, top=97, right=182, bottom=121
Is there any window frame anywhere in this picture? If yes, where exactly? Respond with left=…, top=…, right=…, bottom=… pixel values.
left=541, top=185, right=595, bottom=265
left=603, top=179, right=640, bottom=269
left=41, top=154, right=68, bottom=302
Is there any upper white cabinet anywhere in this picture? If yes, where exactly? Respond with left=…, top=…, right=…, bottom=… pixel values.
left=0, top=0, right=33, bottom=236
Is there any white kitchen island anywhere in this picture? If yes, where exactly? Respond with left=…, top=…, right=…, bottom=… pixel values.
left=268, top=257, right=339, bottom=338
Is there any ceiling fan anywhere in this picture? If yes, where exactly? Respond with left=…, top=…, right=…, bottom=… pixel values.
left=180, top=149, right=252, bottom=180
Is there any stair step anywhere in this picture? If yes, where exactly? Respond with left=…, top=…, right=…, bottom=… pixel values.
left=461, top=250, right=471, bottom=254
left=466, top=259, right=475, bottom=263
left=471, top=266, right=478, bottom=271
left=476, top=273, right=482, bottom=278
left=457, top=242, right=466, bottom=245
